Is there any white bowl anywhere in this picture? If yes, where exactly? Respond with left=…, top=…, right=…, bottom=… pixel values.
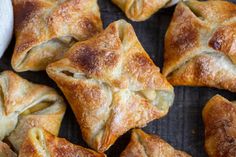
left=0, top=0, right=13, bottom=58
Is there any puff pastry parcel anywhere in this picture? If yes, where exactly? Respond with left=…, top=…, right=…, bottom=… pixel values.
left=121, top=129, right=191, bottom=157
left=19, top=128, right=106, bottom=157
left=203, top=95, right=236, bottom=157
left=12, top=0, right=103, bottom=72
left=112, top=0, right=170, bottom=21
left=163, top=0, right=236, bottom=92
left=0, top=71, right=66, bottom=152
left=0, top=141, right=17, bottom=157
left=47, top=20, right=174, bottom=152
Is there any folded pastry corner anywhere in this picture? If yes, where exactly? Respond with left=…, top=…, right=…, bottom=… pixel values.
left=112, top=0, right=170, bottom=21
left=203, top=94, right=236, bottom=157
left=47, top=19, right=174, bottom=152
left=120, top=129, right=191, bottom=157
left=19, top=127, right=106, bottom=157
left=0, top=141, right=17, bottom=157
left=163, top=0, right=236, bottom=92
left=0, top=71, right=66, bottom=152
left=12, top=0, right=103, bottom=72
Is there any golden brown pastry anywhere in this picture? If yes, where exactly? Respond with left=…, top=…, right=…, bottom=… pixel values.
left=203, top=95, right=236, bottom=157
left=0, top=71, right=66, bottom=152
left=46, top=20, right=174, bottom=152
left=163, top=0, right=236, bottom=92
left=120, top=129, right=191, bottom=157
left=19, top=128, right=106, bottom=157
left=112, top=0, right=170, bottom=21
left=12, top=0, right=103, bottom=72
left=0, top=141, right=17, bottom=157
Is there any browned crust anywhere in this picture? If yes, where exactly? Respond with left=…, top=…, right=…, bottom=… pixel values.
left=209, top=21, right=236, bottom=64
left=120, top=129, right=191, bottom=157
left=166, top=55, right=236, bottom=92
left=0, top=141, right=17, bottom=157
left=163, top=0, right=236, bottom=92
left=183, top=0, right=236, bottom=23
left=203, top=95, right=236, bottom=157
left=163, top=1, right=208, bottom=76
left=0, top=70, right=65, bottom=116
left=0, top=71, right=57, bottom=115
left=64, top=20, right=172, bottom=91
left=0, top=71, right=66, bottom=151
left=46, top=20, right=174, bottom=152
left=112, top=0, right=170, bottom=21
left=19, top=128, right=106, bottom=157
left=12, top=0, right=103, bottom=72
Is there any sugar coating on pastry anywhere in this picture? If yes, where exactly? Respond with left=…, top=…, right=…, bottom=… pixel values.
left=47, top=19, right=174, bottom=152
left=163, top=0, right=236, bottom=92
left=120, top=129, right=191, bottom=157
left=18, top=127, right=106, bottom=157
left=203, top=95, right=236, bottom=157
left=11, top=0, right=103, bottom=72
left=112, top=0, right=170, bottom=21
left=0, top=71, right=66, bottom=152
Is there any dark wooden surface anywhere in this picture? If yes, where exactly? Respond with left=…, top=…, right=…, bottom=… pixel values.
left=1, top=0, right=236, bottom=156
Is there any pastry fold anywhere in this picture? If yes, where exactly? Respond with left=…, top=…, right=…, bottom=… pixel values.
left=12, top=0, right=103, bottom=72
left=0, top=71, right=66, bottom=152
left=47, top=20, right=174, bottom=152
left=0, top=141, right=17, bottom=157
left=163, top=0, right=236, bottom=92
left=120, top=129, right=191, bottom=157
left=203, top=95, right=236, bottom=157
left=112, top=0, right=170, bottom=21
left=19, top=128, right=106, bottom=157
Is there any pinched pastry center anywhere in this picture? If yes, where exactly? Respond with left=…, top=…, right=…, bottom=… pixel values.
left=129, top=0, right=144, bottom=18
left=63, top=70, right=173, bottom=111
left=30, top=128, right=50, bottom=157
left=184, top=1, right=205, bottom=20
left=112, top=0, right=171, bottom=21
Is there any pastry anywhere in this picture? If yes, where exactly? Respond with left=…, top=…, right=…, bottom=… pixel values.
left=112, top=0, right=170, bottom=21
left=203, top=95, right=236, bottom=157
left=163, top=0, right=236, bottom=92
left=120, top=129, right=191, bottom=157
left=19, top=128, right=106, bottom=157
left=11, top=0, right=103, bottom=72
left=0, top=71, right=66, bottom=152
left=47, top=19, right=174, bottom=152
left=0, top=141, right=16, bottom=157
